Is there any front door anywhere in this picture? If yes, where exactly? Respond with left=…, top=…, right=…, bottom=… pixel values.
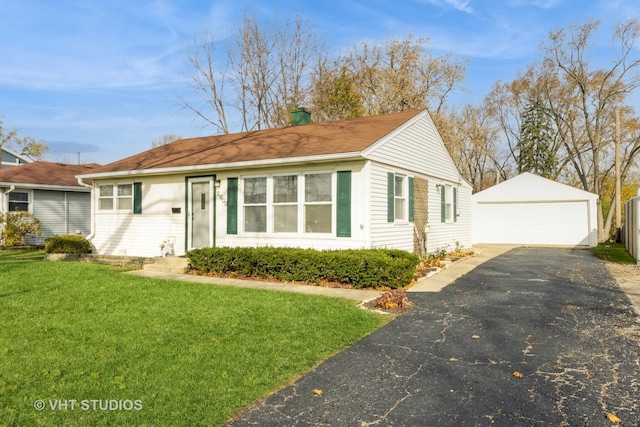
left=188, top=177, right=215, bottom=249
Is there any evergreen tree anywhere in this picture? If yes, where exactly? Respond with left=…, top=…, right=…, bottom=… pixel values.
left=517, top=95, right=557, bottom=178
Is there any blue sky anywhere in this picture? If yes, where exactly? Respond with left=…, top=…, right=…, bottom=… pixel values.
left=1, top=0, right=638, bottom=165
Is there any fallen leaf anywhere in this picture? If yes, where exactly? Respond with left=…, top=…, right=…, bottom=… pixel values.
left=512, top=371, right=524, bottom=378
left=472, top=335, right=480, bottom=339
left=313, top=389, right=323, bottom=396
left=607, top=413, right=622, bottom=423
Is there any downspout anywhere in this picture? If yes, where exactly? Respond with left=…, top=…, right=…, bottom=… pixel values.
left=77, top=177, right=95, bottom=241
left=1, top=186, right=15, bottom=246
left=3, top=185, right=16, bottom=212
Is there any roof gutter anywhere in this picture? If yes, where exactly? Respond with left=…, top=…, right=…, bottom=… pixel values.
left=79, top=152, right=364, bottom=179
left=0, top=182, right=91, bottom=192
left=76, top=177, right=96, bottom=242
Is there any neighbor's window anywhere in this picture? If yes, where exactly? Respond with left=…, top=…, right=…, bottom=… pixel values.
left=394, top=175, right=406, bottom=220
left=304, top=172, right=332, bottom=233
left=273, top=175, right=298, bottom=232
left=98, top=183, right=133, bottom=211
left=8, top=192, right=29, bottom=212
left=244, top=177, right=267, bottom=232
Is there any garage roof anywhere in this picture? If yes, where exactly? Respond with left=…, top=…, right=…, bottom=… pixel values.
left=472, top=172, right=598, bottom=202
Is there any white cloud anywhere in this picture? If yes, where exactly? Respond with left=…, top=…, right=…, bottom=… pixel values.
left=422, top=0, right=474, bottom=14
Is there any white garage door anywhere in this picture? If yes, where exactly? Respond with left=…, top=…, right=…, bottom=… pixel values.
left=474, top=201, right=591, bottom=246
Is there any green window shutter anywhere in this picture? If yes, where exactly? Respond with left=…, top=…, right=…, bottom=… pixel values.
left=387, top=172, right=394, bottom=222
left=336, top=171, right=351, bottom=237
left=408, top=177, right=415, bottom=222
left=440, top=185, right=446, bottom=223
left=133, top=182, right=142, bottom=214
left=227, top=178, right=238, bottom=234
left=453, top=187, right=458, bottom=223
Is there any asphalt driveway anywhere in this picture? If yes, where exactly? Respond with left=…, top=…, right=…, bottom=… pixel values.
left=227, top=247, right=640, bottom=426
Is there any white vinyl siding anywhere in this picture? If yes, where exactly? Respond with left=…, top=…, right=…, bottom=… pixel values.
left=369, top=163, right=413, bottom=251
left=27, top=190, right=92, bottom=245
left=67, top=192, right=91, bottom=235
left=364, top=111, right=472, bottom=254
left=364, top=112, right=461, bottom=183
left=427, top=182, right=472, bottom=253
left=92, top=176, right=187, bottom=257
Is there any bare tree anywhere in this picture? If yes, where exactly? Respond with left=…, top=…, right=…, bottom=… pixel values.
left=183, top=13, right=321, bottom=133
left=486, top=19, right=640, bottom=241
left=541, top=19, right=640, bottom=241
left=0, top=118, right=48, bottom=166
left=151, top=134, right=181, bottom=148
left=182, top=30, right=229, bottom=134
left=435, top=105, right=502, bottom=192
left=270, top=16, right=322, bottom=127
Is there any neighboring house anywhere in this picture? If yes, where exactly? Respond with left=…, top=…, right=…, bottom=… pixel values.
left=79, top=109, right=472, bottom=258
left=1, top=146, right=31, bottom=168
left=0, top=161, right=100, bottom=244
left=471, top=172, right=599, bottom=247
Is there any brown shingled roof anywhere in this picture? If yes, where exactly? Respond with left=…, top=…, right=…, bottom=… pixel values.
left=84, top=109, right=425, bottom=175
left=0, top=162, right=100, bottom=187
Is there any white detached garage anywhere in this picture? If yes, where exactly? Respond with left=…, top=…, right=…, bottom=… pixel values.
left=472, top=173, right=598, bottom=247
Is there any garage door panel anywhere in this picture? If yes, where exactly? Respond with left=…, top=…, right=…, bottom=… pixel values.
left=474, top=201, right=590, bottom=246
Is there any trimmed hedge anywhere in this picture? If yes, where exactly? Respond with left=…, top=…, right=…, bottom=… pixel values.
left=44, top=235, right=92, bottom=254
left=187, top=247, right=420, bottom=289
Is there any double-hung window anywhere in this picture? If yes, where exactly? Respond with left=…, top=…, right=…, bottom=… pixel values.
left=304, top=172, right=332, bottom=233
left=99, top=184, right=115, bottom=210
left=273, top=175, right=298, bottom=232
left=440, top=184, right=457, bottom=223
left=394, top=175, right=406, bottom=221
left=243, top=177, right=267, bottom=232
left=8, top=192, right=29, bottom=212
left=387, top=172, right=414, bottom=223
left=98, top=183, right=140, bottom=212
left=117, top=184, right=133, bottom=210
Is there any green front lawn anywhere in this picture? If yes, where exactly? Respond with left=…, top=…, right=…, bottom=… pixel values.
left=0, top=251, right=386, bottom=426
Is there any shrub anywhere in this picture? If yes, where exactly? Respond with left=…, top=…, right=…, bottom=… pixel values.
left=44, top=235, right=92, bottom=254
left=187, top=247, right=420, bottom=289
left=0, top=211, right=43, bottom=246
left=375, top=289, right=410, bottom=310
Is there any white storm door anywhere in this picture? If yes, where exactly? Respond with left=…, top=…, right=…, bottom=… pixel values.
left=188, top=177, right=215, bottom=249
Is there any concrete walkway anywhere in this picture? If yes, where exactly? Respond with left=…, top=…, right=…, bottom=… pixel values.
left=126, top=244, right=517, bottom=302
left=409, top=244, right=518, bottom=292
left=125, top=269, right=383, bottom=302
